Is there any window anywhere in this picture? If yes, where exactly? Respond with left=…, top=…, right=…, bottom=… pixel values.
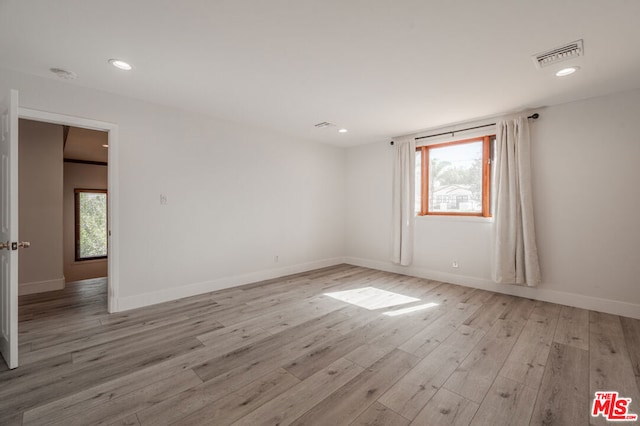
left=415, top=135, right=495, bottom=217
left=75, top=189, right=108, bottom=260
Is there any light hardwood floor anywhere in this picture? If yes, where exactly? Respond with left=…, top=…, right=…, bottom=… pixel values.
left=1, top=265, right=639, bottom=425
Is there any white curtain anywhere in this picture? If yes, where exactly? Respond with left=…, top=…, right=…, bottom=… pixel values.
left=492, top=117, right=541, bottom=285
left=391, top=136, right=416, bottom=266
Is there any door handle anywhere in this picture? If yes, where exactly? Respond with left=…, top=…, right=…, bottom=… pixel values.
left=0, top=241, right=31, bottom=250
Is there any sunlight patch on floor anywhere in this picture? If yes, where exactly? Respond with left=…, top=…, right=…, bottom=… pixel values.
left=323, top=287, right=420, bottom=310
left=382, top=302, right=439, bottom=317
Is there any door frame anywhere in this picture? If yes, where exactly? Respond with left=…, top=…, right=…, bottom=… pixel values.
left=19, top=108, right=120, bottom=313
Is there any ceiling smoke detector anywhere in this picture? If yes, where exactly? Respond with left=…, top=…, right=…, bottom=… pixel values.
left=50, top=68, right=77, bottom=80
left=533, top=39, right=583, bottom=69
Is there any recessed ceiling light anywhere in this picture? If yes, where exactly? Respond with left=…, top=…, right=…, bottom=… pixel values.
left=102, top=144, right=109, bottom=148
left=50, top=68, right=77, bottom=80
left=555, top=66, right=579, bottom=77
left=338, top=128, right=348, bottom=133
left=108, top=59, right=133, bottom=71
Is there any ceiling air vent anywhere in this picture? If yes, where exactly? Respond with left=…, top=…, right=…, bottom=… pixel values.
left=533, top=39, right=583, bottom=69
left=314, top=122, right=334, bottom=128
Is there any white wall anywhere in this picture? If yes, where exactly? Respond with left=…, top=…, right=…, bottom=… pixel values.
left=1, top=67, right=345, bottom=310
left=18, top=119, right=64, bottom=295
left=346, top=89, right=640, bottom=319
left=6, top=65, right=639, bottom=319
left=63, top=162, right=108, bottom=282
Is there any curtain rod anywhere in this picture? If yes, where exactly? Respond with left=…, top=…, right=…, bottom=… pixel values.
left=390, top=113, right=539, bottom=145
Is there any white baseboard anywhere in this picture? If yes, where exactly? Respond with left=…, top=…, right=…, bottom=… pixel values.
left=344, top=256, right=640, bottom=320
left=116, top=257, right=345, bottom=312
left=19, top=278, right=65, bottom=296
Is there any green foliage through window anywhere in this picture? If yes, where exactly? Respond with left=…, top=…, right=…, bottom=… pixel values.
left=76, top=190, right=107, bottom=260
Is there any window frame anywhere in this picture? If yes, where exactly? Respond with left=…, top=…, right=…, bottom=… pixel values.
left=74, top=188, right=108, bottom=261
left=416, top=135, right=494, bottom=218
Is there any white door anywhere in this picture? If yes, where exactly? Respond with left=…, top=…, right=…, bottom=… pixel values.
left=0, top=90, right=19, bottom=369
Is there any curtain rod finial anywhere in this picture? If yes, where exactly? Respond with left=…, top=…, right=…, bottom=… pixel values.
left=529, top=113, right=539, bottom=119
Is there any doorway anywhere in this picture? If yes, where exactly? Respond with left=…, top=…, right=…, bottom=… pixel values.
left=1, top=95, right=119, bottom=370
left=18, top=108, right=119, bottom=314
left=18, top=121, right=110, bottom=297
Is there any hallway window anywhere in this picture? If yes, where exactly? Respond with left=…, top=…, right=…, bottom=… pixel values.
left=75, top=189, right=107, bottom=260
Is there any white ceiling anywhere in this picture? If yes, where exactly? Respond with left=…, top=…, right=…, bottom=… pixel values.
left=1, top=1, right=639, bottom=147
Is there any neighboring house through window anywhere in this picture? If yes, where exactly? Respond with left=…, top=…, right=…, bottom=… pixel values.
left=415, top=135, right=495, bottom=217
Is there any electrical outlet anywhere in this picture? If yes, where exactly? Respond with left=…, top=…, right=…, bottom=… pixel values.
left=452, top=261, right=459, bottom=269
left=160, top=194, right=168, bottom=205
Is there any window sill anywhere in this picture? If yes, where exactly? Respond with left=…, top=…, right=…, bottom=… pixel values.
left=415, top=214, right=493, bottom=224
left=74, top=257, right=108, bottom=264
